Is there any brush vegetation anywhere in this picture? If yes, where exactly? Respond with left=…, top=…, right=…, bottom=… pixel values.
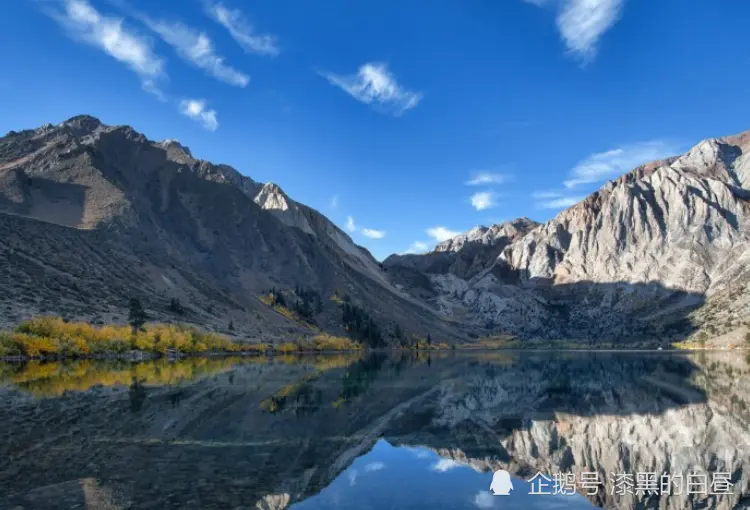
left=0, top=317, right=249, bottom=358
left=0, top=317, right=361, bottom=359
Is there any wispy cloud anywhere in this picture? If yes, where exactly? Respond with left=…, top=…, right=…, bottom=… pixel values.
left=330, top=195, right=339, bottom=209
left=347, top=469, right=358, bottom=486
left=538, top=195, right=585, bottom=209
left=50, top=0, right=165, bottom=97
left=564, top=140, right=679, bottom=188
left=179, top=99, right=219, bottom=131
left=206, top=2, right=279, bottom=56
left=362, top=228, right=386, bottom=239
left=402, top=241, right=429, bottom=255
left=524, top=0, right=625, bottom=64
left=531, top=190, right=563, bottom=199
left=345, top=216, right=356, bottom=233
left=143, top=19, right=249, bottom=87
left=432, top=459, right=464, bottom=472
left=344, top=216, right=385, bottom=239
left=364, top=462, right=386, bottom=472
left=469, top=191, right=498, bottom=211
left=473, top=491, right=495, bottom=509
left=466, top=171, right=511, bottom=186
left=557, top=0, right=624, bottom=63
left=532, top=191, right=584, bottom=209
left=320, top=62, right=422, bottom=116
left=427, top=226, right=460, bottom=243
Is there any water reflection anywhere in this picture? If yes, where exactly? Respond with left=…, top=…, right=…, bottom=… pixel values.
left=0, top=351, right=748, bottom=509
left=292, top=440, right=595, bottom=509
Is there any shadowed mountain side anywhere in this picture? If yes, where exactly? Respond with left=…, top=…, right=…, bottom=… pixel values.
left=385, top=260, right=706, bottom=344
left=0, top=116, right=465, bottom=342
left=3, top=352, right=744, bottom=510
left=0, top=171, right=88, bottom=228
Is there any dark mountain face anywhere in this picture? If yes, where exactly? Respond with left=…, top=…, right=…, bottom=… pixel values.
left=0, top=115, right=461, bottom=343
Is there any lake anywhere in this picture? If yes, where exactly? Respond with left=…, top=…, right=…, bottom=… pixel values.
left=0, top=351, right=748, bottom=509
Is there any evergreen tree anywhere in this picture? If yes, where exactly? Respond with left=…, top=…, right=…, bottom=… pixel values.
left=427, top=333, right=432, bottom=347
left=228, top=320, right=235, bottom=332
left=168, top=298, right=184, bottom=315
left=128, top=298, right=147, bottom=334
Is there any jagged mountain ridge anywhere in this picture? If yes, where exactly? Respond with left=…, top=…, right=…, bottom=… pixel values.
left=385, top=129, right=750, bottom=342
left=0, top=115, right=460, bottom=341
left=3, top=114, right=750, bottom=343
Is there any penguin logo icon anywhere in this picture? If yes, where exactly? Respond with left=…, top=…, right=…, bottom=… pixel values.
left=490, top=469, right=514, bottom=496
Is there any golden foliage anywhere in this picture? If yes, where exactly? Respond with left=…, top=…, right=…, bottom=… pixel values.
left=308, top=334, right=360, bottom=351
left=0, top=358, right=248, bottom=397
left=258, top=294, right=321, bottom=331
left=1, top=317, right=254, bottom=358
left=1, top=316, right=367, bottom=360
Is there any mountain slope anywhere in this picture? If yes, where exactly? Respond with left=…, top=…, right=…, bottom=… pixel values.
left=386, top=130, right=750, bottom=343
left=0, top=115, right=461, bottom=342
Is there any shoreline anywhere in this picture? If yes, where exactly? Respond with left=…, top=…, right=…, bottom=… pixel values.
left=2, top=346, right=748, bottom=363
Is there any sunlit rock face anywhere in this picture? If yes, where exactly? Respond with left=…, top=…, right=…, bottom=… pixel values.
left=385, top=130, right=750, bottom=342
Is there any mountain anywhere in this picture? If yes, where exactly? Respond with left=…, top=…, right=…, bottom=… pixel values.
left=385, top=130, right=750, bottom=343
left=0, top=115, right=461, bottom=343
left=3, top=115, right=750, bottom=345
left=433, top=218, right=540, bottom=253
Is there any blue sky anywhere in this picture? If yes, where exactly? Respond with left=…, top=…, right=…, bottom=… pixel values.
left=2, top=0, right=750, bottom=260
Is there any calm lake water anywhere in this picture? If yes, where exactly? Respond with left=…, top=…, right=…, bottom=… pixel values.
left=0, top=351, right=748, bottom=509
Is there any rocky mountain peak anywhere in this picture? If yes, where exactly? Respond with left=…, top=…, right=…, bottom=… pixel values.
left=433, top=217, right=540, bottom=253
left=157, top=139, right=192, bottom=158
left=60, top=114, right=103, bottom=132
left=254, top=182, right=291, bottom=212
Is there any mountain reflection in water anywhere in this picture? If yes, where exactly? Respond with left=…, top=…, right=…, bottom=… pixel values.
left=0, top=351, right=748, bottom=509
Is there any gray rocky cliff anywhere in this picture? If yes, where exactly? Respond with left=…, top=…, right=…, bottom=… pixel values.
left=386, top=130, right=750, bottom=343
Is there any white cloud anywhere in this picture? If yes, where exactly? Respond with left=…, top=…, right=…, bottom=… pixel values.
left=144, top=19, right=249, bottom=87
left=426, top=226, right=460, bottom=242
left=51, top=0, right=165, bottom=96
left=564, top=140, right=679, bottom=188
left=556, top=0, right=625, bottom=63
left=531, top=190, right=564, bottom=199
left=179, top=99, right=219, bottom=131
left=321, top=62, right=422, bottom=116
left=537, top=195, right=585, bottom=209
left=330, top=195, right=339, bottom=209
left=473, top=491, right=496, bottom=509
left=402, top=241, right=429, bottom=255
left=432, top=459, right=464, bottom=472
left=345, top=216, right=356, bottom=233
left=363, top=462, right=385, bottom=472
left=206, top=2, right=279, bottom=56
left=523, top=0, right=625, bottom=63
left=470, top=191, right=498, bottom=211
left=347, top=469, right=358, bottom=486
left=466, top=172, right=511, bottom=186
left=361, top=228, right=386, bottom=239
left=532, top=190, right=586, bottom=209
